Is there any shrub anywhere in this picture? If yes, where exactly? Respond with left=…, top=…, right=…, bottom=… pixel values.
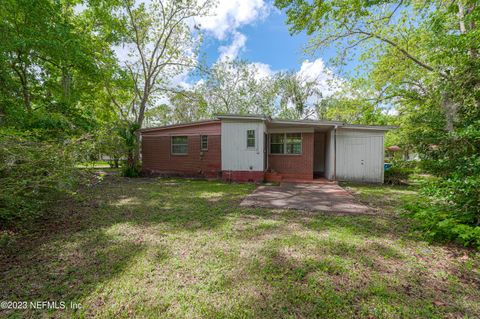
left=121, top=162, right=142, bottom=177
left=0, top=130, right=83, bottom=228
left=415, top=125, right=480, bottom=248
left=405, top=203, right=480, bottom=249
left=384, top=167, right=413, bottom=185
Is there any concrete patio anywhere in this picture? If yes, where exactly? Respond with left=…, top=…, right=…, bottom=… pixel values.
left=240, top=182, right=372, bottom=214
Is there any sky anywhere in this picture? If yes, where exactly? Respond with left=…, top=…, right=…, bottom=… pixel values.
left=102, top=0, right=359, bottom=101
left=200, top=7, right=313, bottom=70
left=193, top=0, right=353, bottom=92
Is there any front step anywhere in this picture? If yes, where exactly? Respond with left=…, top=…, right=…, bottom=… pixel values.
left=264, top=172, right=282, bottom=182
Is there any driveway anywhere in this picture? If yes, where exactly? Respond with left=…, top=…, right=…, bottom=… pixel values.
left=240, top=182, right=372, bottom=214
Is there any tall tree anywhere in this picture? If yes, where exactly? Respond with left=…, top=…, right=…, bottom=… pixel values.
left=0, top=0, right=117, bottom=136
left=275, top=0, right=478, bottom=131
left=198, top=59, right=278, bottom=115
left=275, top=0, right=480, bottom=246
left=105, top=0, right=212, bottom=170
left=106, top=0, right=211, bottom=125
left=275, top=71, right=323, bottom=119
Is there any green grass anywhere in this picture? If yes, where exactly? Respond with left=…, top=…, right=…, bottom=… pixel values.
left=1, top=177, right=479, bottom=318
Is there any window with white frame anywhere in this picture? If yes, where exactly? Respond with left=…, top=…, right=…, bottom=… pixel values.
left=286, top=133, right=302, bottom=154
left=246, top=130, right=255, bottom=148
left=270, top=133, right=284, bottom=154
left=171, top=136, right=188, bottom=154
left=201, top=135, right=208, bottom=150
left=270, top=133, right=302, bottom=154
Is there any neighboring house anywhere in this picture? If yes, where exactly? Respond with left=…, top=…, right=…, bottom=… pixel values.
left=140, top=114, right=395, bottom=183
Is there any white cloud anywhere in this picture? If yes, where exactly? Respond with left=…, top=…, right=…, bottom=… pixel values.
left=218, top=32, right=247, bottom=61
left=297, top=59, right=344, bottom=97
left=197, top=0, right=269, bottom=40
left=249, top=62, right=275, bottom=80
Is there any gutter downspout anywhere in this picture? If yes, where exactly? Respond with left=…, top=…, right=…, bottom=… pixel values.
left=333, top=125, right=337, bottom=181
left=265, top=133, right=269, bottom=172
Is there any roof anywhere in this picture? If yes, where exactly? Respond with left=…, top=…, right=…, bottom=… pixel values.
left=140, top=115, right=397, bottom=132
left=139, top=119, right=219, bottom=133
left=270, top=118, right=343, bottom=126
left=269, top=118, right=396, bottom=131
left=215, top=114, right=270, bottom=121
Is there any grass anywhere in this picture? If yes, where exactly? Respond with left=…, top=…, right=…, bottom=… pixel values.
left=1, top=177, right=479, bottom=318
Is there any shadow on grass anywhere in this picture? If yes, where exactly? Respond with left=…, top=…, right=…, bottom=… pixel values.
left=198, top=228, right=475, bottom=318
left=0, top=177, right=477, bottom=318
left=0, top=228, right=147, bottom=318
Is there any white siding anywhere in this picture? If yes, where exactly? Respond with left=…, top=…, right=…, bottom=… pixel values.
left=221, top=120, right=266, bottom=171
left=336, top=129, right=385, bottom=183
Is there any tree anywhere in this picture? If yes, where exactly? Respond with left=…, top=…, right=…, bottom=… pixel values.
left=318, top=80, right=391, bottom=125
left=0, top=0, right=117, bottom=138
left=144, top=104, right=170, bottom=127
left=168, top=90, right=209, bottom=123
left=97, top=123, right=128, bottom=168
left=198, top=59, right=278, bottom=115
left=105, top=0, right=212, bottom=172
left=275, top=71, right=323, bottom=119
left=275, top=0, right=478, bottom=131
left=275, top=0, right=480, bottom=247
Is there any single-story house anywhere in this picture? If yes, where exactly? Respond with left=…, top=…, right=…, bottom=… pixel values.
left=140, top=114, right=395, bottom=183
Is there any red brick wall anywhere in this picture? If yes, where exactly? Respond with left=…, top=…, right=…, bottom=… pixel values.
left=141, top=133, right=221, bottom=178
left=222, top=171, right=264, bottom=183
left=268, top=132, right=314, bottom=180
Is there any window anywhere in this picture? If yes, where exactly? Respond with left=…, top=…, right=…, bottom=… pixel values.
left=270, top=133, right=284, bottom=154
left=286, top=133, right=302, bottom=154
left=269, top=133, right=302, bottom=155
left=201, top=135, right=208, bottom=150
left=246, top=130, right=255, bottom=148
left=171, top=136, right=188, bottom=154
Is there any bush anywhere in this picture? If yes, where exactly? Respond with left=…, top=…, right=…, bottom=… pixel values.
left=121, top=162, right=141, bottom=177
left=0, top=130, right=82, bottom=228
left=384, top=167, right=413, bottom=185
left=411, top=124, right=480, bottom=248
left=402, top=150, right=480, bottom=248
left=405, top=203, right=480, bottom=249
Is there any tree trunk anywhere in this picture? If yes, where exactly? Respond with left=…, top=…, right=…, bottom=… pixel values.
left=15, top=64, right=31, bottom=111
left=131, top=98, right=147, bottom=169
left=21, top=80, right=31, bottom=111
left=457, top=1, right=467, bottom=34
left=61, top=66, right=72, bottom=104
left=442, top=92, right=456, bottom=132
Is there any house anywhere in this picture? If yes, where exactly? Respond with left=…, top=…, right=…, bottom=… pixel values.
left=140, top=114, right=395, bottom=183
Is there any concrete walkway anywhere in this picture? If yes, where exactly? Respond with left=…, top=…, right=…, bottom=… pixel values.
left=240, top=182, right=372, bottom=214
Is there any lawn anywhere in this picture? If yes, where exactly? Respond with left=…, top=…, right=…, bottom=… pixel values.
left=1, top=177, right=479, bottom=318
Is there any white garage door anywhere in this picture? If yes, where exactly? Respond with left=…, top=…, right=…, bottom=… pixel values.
left=337, top=134, right=384, bottom=183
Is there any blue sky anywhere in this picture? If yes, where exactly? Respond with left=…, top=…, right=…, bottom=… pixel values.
left=201, top=9, right=315, bottom=71
left=107, top=0, right=357, bottom=94
left=192, top=0, right=358, bottom=95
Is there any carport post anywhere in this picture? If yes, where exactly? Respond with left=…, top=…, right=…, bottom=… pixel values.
left=333, top=125, right=337, bottom=181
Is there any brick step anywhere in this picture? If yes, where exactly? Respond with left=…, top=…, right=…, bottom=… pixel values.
left=264, top=172, right=283, bottom=182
